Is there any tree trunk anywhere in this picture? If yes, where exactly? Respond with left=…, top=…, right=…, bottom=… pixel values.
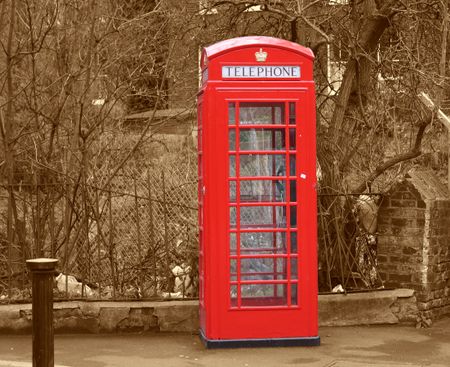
left=332, top=1, right=400, bottom=148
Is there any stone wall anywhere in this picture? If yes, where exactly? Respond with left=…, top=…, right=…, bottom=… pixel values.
left=0, top=290, right=419, bottom=334
left=0, top=301, right=199, bottom=334
left=378, top=168, right=450, bottom=320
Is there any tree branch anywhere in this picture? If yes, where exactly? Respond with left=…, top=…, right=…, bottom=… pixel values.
left=353, top=116, right=431, bottom=193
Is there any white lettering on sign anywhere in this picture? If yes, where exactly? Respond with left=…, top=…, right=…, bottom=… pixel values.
left=222, top=65, right=301, bottom=79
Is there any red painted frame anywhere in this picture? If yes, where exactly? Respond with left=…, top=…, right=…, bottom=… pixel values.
left=198, top=37, right=318, bottom=343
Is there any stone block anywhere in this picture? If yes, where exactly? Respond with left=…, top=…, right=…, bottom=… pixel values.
left=390, top=295, right=418, bottom=323
left=319, top=292, right=393, bottom=326
left=0, top=306, right=31, bottom=333
left=416, top=218, right=425, bottom=226
left=19, top=309, right=32, bottom=321
left=117, top=307, right=158, bottom=332
left=395, top=199, right=419, bottom=208
left=154, top=303, right=199, bottom=332
left=99, top=307, right=130, bottom=332
left=0, top=317, right=32, bottom=334
left=80, top=302, right=101, bottom=317
left=319, top=290, right=416, bottom=326
left=378, top=216, right=391, bottom=225
left=391, top=192, right=418, bottom=200
left=389, top=273, right=412, bottom=283
left=391, top=218, right=409, bottom=227
left=55, top=316, right=99, bottom=333
left=417, top=200, right=426, bottom=208
left=54, top=307, right=82, bottom=319
left=417, top=302, right=430, bottom=311
left=139, top=307, right=158, bottom=331
left=389, top=255, right=401, bottom=263
left=421, top=310, right=434, bottom=319
left=395, top=208, right=426, bottom=218
left=0, top=309, right=21, bottom=321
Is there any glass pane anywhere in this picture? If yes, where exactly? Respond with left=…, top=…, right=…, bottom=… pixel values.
left=240, top=231, right=286, bottom=255
left=229, top=181, right=236, bottom=202
left=289, top=179, right=297, bottom=202
left=289, top=154, right=296, bottom=176
left=240, top=180, right=286, bottom=202
left=291, top=257, right=298, bottom=279
left=291, top=284, right=298, bottom=305
left=240, top=154, right=285, bottom=177
left=229, top=102, right=236, bottom=125
left=239, top=129, right=286, bottom=151
left=289, top=102, right=296, bottom=125
left=241, top=258, right=287, bottom=281
left=290, top=206, right=297, bottom=227
left=239, top=102, right=284, bottom=125
left=241, top=284, right=287, bottom=307
left=240, top=205, right=286, bottom=228
left=230, top=207, right=237, bottom=228
left=229, top=129, right=236, bottom=151
left=230, top=285, right=238, bottom=307
left=229, top=155, right=236, bottom=177
left=291, top=231, right=298, bottom=253
left=289, top=128, right=296, bottom=150
left=230, top=233, right=237, bottom=253
left=230, top=259, right=237, bottom=281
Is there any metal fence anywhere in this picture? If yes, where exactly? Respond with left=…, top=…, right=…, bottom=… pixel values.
left=0, top=141, right=198, bottom=302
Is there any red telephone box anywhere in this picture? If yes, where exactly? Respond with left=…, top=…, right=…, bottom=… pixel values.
left=197, top=36, right=319, bottom=348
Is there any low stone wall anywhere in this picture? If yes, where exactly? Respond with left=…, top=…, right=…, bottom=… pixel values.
left=0, top=289, right=418, bottom=334
left=0, top=300, right=198, bottom=334
left=319, top=288, right=418, bottom=326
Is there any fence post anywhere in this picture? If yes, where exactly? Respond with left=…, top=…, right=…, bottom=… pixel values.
left=26, top=258, right=58, bottom=367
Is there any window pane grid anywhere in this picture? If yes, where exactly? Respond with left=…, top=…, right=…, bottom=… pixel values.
left=228, top=101, right=299, bottom=309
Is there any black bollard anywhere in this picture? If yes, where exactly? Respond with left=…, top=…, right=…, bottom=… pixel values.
left=26, top=258, right=58, bottom=367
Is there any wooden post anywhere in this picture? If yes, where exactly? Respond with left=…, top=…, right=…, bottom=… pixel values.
left=26, top=258, right=58, bottom=367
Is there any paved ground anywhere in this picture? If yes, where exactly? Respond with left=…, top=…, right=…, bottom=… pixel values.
left=0, top=318, right=449, bottom=367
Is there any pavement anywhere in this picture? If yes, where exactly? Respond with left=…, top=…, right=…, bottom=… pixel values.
left=0, top=318, right=449, bottom=367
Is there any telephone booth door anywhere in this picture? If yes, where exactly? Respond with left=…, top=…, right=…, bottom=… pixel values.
left=198, top=37, right=319, bottom=348
left=228, top=96, right=302, bottom=310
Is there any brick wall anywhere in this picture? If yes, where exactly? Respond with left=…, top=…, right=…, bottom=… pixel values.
left=421, top=200, right=450, bottom=319
left=377, top=169, right=450, bottom=320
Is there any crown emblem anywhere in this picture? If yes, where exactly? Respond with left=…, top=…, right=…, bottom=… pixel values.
left=255, top=48, right=268, bottom=62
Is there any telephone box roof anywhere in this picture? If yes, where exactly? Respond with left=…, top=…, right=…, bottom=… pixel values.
left=203, top=36, right=314, bottom=62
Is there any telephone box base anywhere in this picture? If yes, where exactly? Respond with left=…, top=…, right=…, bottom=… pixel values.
left=200, top=330, right=320, bottom=349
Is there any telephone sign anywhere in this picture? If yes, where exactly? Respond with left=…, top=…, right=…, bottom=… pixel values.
left=221, top=65, right=301, bottom=79
left=197, top=36, right=319, bottom=348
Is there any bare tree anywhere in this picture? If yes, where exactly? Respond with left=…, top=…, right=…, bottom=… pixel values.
left=0, top=0, right=199, bottom=298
